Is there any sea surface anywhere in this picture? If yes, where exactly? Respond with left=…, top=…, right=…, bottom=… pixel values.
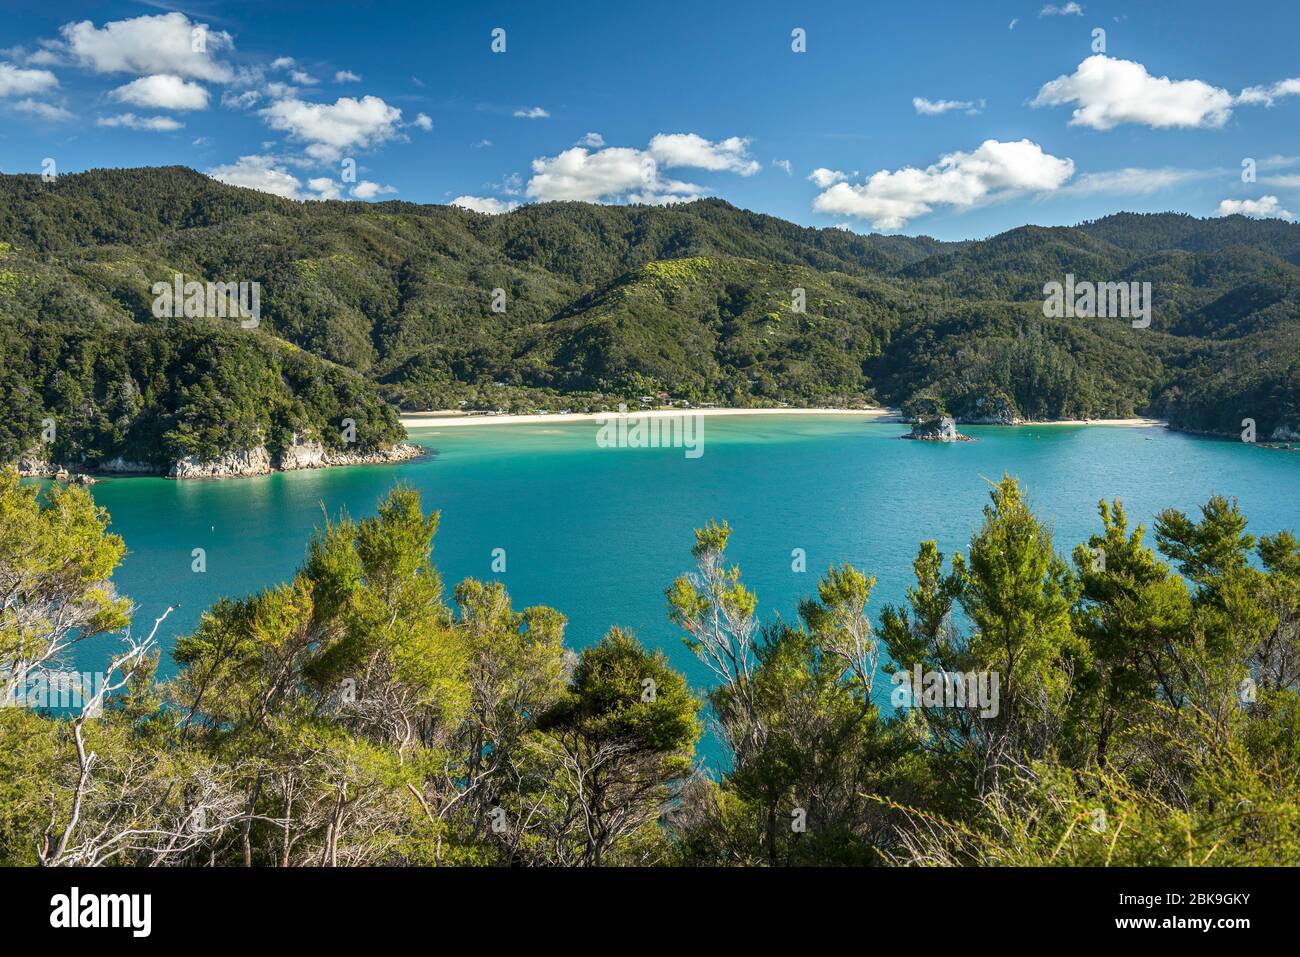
left=59, top=415, right=1300, bottom=761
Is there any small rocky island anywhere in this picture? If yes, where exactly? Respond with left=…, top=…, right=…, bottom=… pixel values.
left=902, top=416, right=973, bottom=442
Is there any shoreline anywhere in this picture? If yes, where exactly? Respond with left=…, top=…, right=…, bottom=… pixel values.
left=400, top=407, right=899, bottom=428
left=399, top=408, right=1167, bottom=430
left=16, top=442, right=425, bottom=483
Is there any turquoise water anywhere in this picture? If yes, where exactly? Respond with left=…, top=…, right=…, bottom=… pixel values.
left=64, top=416, right=1299, bottom=756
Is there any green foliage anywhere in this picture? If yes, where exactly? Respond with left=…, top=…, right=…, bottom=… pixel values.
left=4, top=167, right=1297, bottom=466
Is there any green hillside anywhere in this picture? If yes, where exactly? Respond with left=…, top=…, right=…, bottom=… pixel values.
left=2, top=166, right=1298, bottom=467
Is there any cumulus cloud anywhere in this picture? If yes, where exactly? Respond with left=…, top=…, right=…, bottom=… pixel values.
left=1040, top=3, right=1083, bottom=15
left=812, top=138, right=1075, bottom=230
left=1216, top=195, right=1295, bottom=221
left=526, top=146, right=687, bottom=203
left=306, top=176, right=341, bottom=200
left=13, top=98, right=73, bottom=120
left=808, top=167, right=848, bottom=188
left=270, top=57, right=295, bottom=71
left=1033, top=55, right=1235, bottom=130
left=453, top=195, right=521, bottom=215
left=289, top=70, right=318, bottom=86
left=110, top=74, right=208, bottom=110
left=913, top=97, right=982, bottom=116
left=0, top=62, right=58, bottom=96
left=480, top=133, right=757, bottom=207
left=59, top=13, right=234, bottom=82
left=352, top=181, right=397, bottom=200
left=412, top=112, right=433, bottom=131
left=335, top=70, right=361, bottom=83
left=258, top=95, right=403, bottom=162
left=207, top=154, right=340, bottom=200
left=210, top=156, right=301, bottom=198
left=513, top=106, right=549, bottom=119
left=97, top=112, right=182, bottom=131
left=648, top=133, right=759, bottom=175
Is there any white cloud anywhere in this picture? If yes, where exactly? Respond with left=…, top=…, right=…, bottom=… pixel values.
left=520, top=133, right=757, bottom=205
left=110, top=74, right=208, bottom=110
left=289, top=70, right=318, bottom=86
left=808, top=167, right=848, bottom=188
left=913, top=96, right=983, bottom=116
left=306, top=176, right=341, bottom=199
left=1062, top=166, right=1218, bottom=196
left=1009, top=18, right=1019, bottom=30
left=413, top=112, right=432, bottom=131
left=528, top=146, right=661, bottom=202
left=266, top=82, right=300, bottom=100
left=97, top=112, right=183, bottom=131
left=1040, top=3, right=1083, bottom=15
left=208, top=154, right=303, bottom=198
left=222, top=89, right=260, bottom=110
left=648, top=133, right=759, bottom=175
left=1033, top=55, right=1235, bottom=130
left=352, top=180, right=397, bottom=200
left=59, top=13, right=234, bottom=82
left=513, top=106, right=550, bottom=119
left=335, top=70, right=361, bottom=83
left=1261, top=174, right=1300, bottom=189
left=577, top=132, right=604, bottom=148
left=453, top=195, right=521, bottom=215
left=774, top=159, right=793, bottom=175
left=258, top=95, right=403, bottom=162
left=0, top=62, right=58, bottom=96
left=526, top=146, right=701, bottom=204
left=1216, top=195, right=1295, bottom=221
left=12, top=98, right=73, bottom=120
left=812, top=138, right=1074, bottom=230
left=1237, top=78, right=1300, bottom=107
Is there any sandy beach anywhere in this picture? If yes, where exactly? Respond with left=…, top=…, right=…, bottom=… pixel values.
left=399, top=408, right=1167, bottom=430
left=1015, top=417, right=1165, bottom=427
left=399, top=407, right=900, bottom=428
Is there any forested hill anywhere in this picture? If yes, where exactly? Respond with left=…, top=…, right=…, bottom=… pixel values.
left=2, top=166, right=1298, bottom=467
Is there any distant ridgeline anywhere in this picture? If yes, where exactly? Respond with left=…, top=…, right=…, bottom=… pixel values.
left=1, top=166, right=1298, bottom=470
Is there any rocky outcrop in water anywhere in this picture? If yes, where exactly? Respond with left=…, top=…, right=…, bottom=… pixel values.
left=323, top=443, right=423, bottom=467
left=13, top=441, right=423, bottom=480
left=16, top=452, right=56, bottom=477
left=276, top=441, right=328, bottom=471
left=169, top=446, right=273, bottom=479
left=276, top=440, right=423, bottom=471
left=902, top=417, right=972, bottom=442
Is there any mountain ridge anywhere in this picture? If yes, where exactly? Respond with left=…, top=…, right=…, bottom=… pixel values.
left=1, top=166, right=1297, bottom=470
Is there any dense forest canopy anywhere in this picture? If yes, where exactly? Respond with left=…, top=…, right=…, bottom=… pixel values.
left=2, top=166, right=1298, bottom=467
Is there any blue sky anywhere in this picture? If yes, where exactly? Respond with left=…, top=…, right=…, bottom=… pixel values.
left=2, top=0, right=1298, bottom=239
